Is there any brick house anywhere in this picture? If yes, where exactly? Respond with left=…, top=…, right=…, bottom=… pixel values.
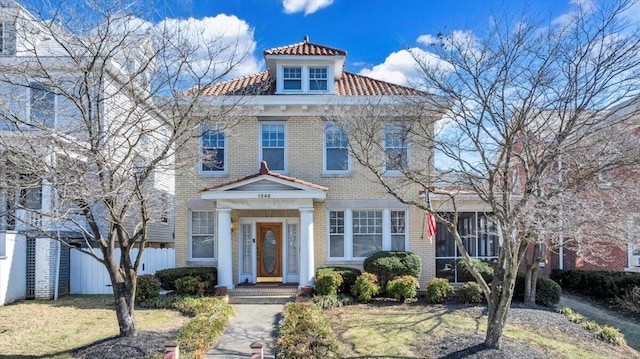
left=174, top=36, right=450, bottom=289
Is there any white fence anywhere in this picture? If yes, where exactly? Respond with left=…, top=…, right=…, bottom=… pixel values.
left=70, top=247, right=174, bottom=295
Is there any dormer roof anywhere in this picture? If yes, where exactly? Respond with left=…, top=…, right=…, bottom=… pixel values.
left=263, top=35, right=346, bottom=57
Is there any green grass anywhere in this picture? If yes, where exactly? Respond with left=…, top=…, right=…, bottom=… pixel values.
left=0, top=295, right=188, bottom=358
left=326, top=304, right=640, bottom=359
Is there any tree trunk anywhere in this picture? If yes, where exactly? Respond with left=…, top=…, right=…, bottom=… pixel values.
left=484, top=266, right=517, bottom=349
left=524, top=266, right=539, bottom=305
left=112, top=280, right=137, bottom=337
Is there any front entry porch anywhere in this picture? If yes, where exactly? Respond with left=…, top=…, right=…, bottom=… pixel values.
left=198, top=162, right=328, bottom=289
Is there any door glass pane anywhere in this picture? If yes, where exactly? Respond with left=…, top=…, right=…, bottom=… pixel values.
left=287, top=224, right=298, bottom=275
left=263, top=230, right=276, bottom=274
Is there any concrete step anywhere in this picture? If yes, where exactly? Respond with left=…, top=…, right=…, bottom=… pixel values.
left=228, top=286, right=299, bottom=304
left=229, top=295, right=295, bottom=304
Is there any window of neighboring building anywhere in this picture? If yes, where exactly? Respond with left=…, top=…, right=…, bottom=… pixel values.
left=324, top=124, right=349, bottom=173
left=260, top=123, right=286, bottom=172
left=30, top=83, right=56, bottom=126
left=309, top=67, right=328, bottom=91
left=384, top=123, right=409, bottom=172
left=190, top=211, right=215, bottom=260
left=201, top=130, right=226, bottom=173
left=283, top=67, right=302, bottom=91
left=19, top=177, right=42, bottom=210
left=328, top=208, right=408, bottom=260
left=0, top=21, right=15, bottom=56
left=435, top=212, right=498, bottom=283
left=159, top=192, right=169, bottom=224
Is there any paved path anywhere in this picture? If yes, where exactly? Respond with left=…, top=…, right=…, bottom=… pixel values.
left=205, top=304, right=283, bottom=359
left=560, top=294, right=640, bottom=351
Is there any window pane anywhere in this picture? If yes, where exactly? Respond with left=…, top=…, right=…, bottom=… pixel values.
left=283, top=67, right=302, bottom=90
left=353, top=234, right=382, bottom=257
left=241, top=224, right=252, bottom=274
left=284, top=79, right=301, bottom=90
left=201, top=131, right=225, bottom=172
left=287, top=224, right=298, bottom=274
left=30, top=84, right=55, bottom=126
left=384, top=123, right=409, bottom=170
left=192, top=235, right=215, bottom=258
left=330, top=235, right=345, bottom=257
left=391, top=235, right=405, bottom=251
left=436, top=259, right=456, bottom=282
left=435, top=222, right=455, bottom=257
left=262, top=148, right=284, bottom=171
left=326, top=148, right=348, bottom=171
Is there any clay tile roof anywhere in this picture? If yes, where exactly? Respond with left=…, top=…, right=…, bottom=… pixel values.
left=197, top=71, right=426, bottom=97
left=200, top=161, right=329, bottom=192
left=264, top=36, right=346, bottom=57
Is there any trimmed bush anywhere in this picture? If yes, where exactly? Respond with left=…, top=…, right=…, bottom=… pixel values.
left=315, top=273, right=343, bottom=296
left=155, top=267, right=217, bottom=292
left=426, top=278, right=452, bottom=304
left=175, top=276, right=204, bottom=296
left=457, top=259, right=494, bottom=282
left=316, top=267, right=361, bottom=294
left=458, top=281, right=484, bottom=304
left=276, top=302, right=339, bottom=359
left=352, top=272, right=380, bottom=303
left=551, top=269, right=640, bottom=299
left=514, top=274, right=561, bottom=306
left=363, top=251, right=421, bottom=289
left=386, top=275, right=419, bottom=302
left=135, top=274, right=161, bottom=304
left=175, top=297, right=234, bottom=358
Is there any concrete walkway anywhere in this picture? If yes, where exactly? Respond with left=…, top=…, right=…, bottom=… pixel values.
left=560, top=294, right=640, bottom=351
left=205, top=304, right=283, bottom=359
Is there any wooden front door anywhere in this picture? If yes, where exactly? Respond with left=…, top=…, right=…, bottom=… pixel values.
left=256, top=222, right=283, bottom=281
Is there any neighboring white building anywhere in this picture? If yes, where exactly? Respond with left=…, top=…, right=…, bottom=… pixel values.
left=0, top=1, right=174, bottom=304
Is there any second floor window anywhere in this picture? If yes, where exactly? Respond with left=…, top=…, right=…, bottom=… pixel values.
left=384, top=123, right=409, bottom=172
left=283, top=67, right=302, bottom=91
left=309, top=67, right=328, bottom=91
left=30, top=83, right=56, bottom=127
left=0, top=21, right=16, bottom=56
left=261, top=123, right=286, bottom=172
left=201, top=130, right=225, bottom=173
left=324, top=124, right=349, bottom=172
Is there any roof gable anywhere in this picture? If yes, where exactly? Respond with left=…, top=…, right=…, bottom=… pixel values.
left=264, top=35, right=346, bottom=57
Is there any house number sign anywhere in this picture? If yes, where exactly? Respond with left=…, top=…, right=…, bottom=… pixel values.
left=258, top=193, right=271, bottom=198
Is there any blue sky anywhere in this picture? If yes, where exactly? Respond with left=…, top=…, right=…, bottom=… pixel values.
left=154, top=0, right=589, bottom=85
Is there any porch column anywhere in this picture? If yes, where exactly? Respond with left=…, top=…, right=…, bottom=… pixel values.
left=216, top=208, right=233, bottom=289
left=299, top=207, right=315, bottom=288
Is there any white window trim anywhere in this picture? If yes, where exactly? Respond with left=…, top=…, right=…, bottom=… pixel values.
left=327, top=208, right=408, bottom=261
left=383, top=123, right=410, bottom=174
left=276, top=64, right=334, bottom=94
left=308, top=66, right=329, bottom=93
left=199, top=127, right=228, bottom=176
left=282, top=66, right=303, bottom=93
left=323, top=123, right=351, bottom=175
left=259, top=122, right=287, bottom=173
left=189, top=210, right=216, bottom=261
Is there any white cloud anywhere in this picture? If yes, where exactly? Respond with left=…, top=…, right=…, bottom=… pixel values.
left=156, top=14, right=261, bottom=80
left=416, top=34, right=438, bottom=46
left=282, top=0, right=334, bottom=15
left=552, top=0, right=597, bottom=27
left=358, top=48, right=450, bottom=89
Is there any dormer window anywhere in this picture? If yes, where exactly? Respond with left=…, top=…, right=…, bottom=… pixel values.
left=283, top=67, right=302, bottom=91
left=309, top=67, right=327, bottom=91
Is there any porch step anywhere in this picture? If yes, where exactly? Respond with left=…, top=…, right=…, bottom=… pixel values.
left=228, top=286, right=299, bottom=304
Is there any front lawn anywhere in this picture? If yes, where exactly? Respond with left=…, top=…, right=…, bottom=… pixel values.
left=326, top=303, right=640, bottom=359
left=0, top=296, right=188, bottom=358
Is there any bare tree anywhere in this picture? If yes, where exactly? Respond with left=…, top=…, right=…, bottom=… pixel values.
left=327, top=0, right=640, bottom=349
left=0, top=0, right=252, bottom=336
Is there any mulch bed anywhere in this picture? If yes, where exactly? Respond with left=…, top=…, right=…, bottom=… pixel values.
left=72, top=329, right=179, bottom=359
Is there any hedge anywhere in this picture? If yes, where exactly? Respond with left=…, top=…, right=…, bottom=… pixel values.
left=275, top=302, right=339, bottom=359
left=155, top=267, right=217, bottom=292
left=551, top=269, right=640, bottom=299
left=363, top=251, right=421, bottom=289
left=514, top=273, right=561, bottom=306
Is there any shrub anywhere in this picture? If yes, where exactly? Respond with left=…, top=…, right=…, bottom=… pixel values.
left=175, top=276, right=204, bottom=296
left=458, top=281, right=484, bottom=304
left=316, top=267, right=361, bottom=294
left=175, top=297, right=234, bottom=357
left=140, top=294, right=186, bottom=309
left=155, top=267, right=217, bottom=292
left=617, top=286, right=640, bottom=315
left=457, top=259, right=494, bottom=282
left=559, top=307, right=574, bottom=316
left=363, top=251, right=422, bottom=289
left=598, top=325, right=626, bottom=346
left=311, top=294, right=356, bottom=309
left=580, top=321, right=601, bottom=331
left=352, top=272, right=380, bottom=303
left=514, top=274, right=561, bottom=306
left=551, top=269, right=640, bottom=299
left=386, top=275, right=419, bottom=302
left=275, top=302, right=339, bottom=359
left=535, top=276, right=562, bottom=306
left=315, top=273, right=343, bottom=296
left=426, top=278, right=452, bottom=304
left=135, top=274, right=161, bottom=304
